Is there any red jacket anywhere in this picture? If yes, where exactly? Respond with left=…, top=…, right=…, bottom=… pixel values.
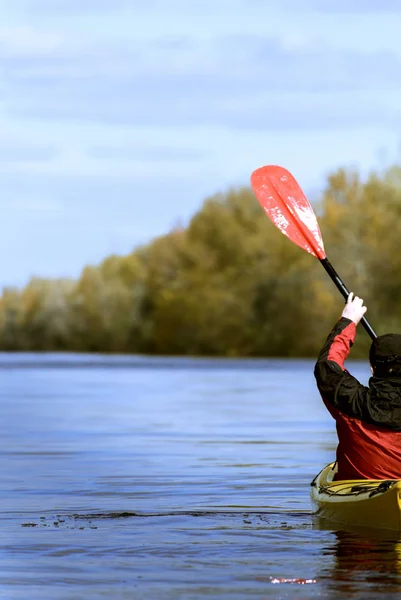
left=314, top=317, right=401, bottom=480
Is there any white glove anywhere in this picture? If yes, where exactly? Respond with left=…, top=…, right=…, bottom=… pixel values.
left=341, top=292, right=367, bottom=325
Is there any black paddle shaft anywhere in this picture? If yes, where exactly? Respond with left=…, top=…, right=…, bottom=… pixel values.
left=320, top=258, right=377, bottom=340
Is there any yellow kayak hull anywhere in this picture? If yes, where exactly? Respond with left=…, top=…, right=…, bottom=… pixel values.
left=310, top=463, right=401, bottom=531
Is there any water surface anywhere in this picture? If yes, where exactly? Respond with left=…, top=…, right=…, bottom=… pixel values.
left=2, top=353, right=400, bottom=598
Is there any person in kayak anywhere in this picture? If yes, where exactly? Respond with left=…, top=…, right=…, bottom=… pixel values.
left=314, top=292, right=401, bottom=480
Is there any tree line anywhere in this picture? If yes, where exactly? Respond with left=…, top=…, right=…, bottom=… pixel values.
left=1, top=165, right=400, bottom=357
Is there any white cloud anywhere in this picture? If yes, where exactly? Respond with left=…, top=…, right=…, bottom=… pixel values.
left=0, top=0, right=133, bottom=16
left=89, top=144, right=210, bottom=162
left=0, top=140, right=58, bottom=163
left=2, top=33, right=400, bottom=132
left=282, top=0, right=401, bottom=12
left=0, top=25, right=64, bottom=56
left=7, top=196, right=63, bottom=213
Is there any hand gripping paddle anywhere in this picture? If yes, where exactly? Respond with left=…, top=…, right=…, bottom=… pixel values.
left=250, top=165, right=376, bottom=339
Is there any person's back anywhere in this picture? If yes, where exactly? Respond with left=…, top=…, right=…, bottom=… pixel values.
left=314, top=293, right=401, bottom=480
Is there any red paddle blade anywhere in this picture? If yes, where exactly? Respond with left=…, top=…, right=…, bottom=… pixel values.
left=251, top=165, right=326, bottom=260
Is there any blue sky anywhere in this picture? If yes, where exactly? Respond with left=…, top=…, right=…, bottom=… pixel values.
left=1, top=0, right=401, bottom=289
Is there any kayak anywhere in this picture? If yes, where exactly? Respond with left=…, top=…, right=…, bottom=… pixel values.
left=310, top=462, right=401, bottom=531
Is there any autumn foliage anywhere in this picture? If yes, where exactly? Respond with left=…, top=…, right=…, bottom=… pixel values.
left=1, top=166, right=400, bottom=357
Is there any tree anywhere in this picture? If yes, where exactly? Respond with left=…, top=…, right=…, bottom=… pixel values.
left=1, top=164, right=400, bottom=356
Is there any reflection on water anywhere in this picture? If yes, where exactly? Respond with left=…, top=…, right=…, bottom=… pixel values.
left=315, top=519, right=401, bottom=597
left=3, top=354, right=398, bottom=599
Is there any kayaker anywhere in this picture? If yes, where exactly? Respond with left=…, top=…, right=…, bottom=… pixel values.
left=314, top=293, right=401, bottom=480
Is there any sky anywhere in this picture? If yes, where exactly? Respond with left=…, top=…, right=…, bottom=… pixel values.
left=1, top=0, right=401, bottom=289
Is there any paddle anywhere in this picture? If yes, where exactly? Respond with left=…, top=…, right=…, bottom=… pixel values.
left=250, top=165, right=377, bottom=340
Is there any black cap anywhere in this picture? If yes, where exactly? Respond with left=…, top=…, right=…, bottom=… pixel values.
left=369, top=334, right=401, bottom=366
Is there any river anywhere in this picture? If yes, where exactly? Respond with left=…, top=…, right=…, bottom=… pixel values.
left=2, top=353, right=401, bottom=598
